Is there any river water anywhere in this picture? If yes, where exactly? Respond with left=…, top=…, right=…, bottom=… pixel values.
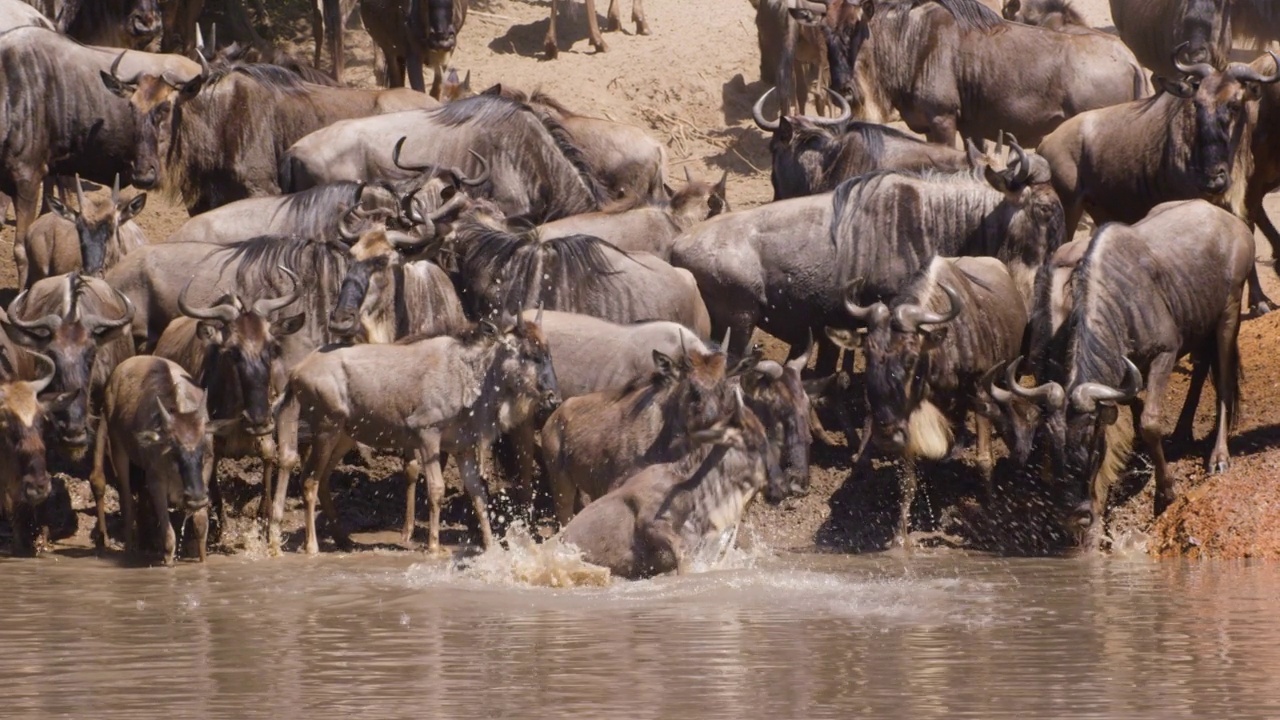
left=3, top=543, right=1279, bottom=719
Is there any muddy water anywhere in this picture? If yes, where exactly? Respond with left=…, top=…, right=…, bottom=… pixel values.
left=3, top=549, right=1280, bottom=719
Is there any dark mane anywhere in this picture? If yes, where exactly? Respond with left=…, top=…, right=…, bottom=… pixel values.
left=397, top=320, right=494, bottom=348
left=215, top=44, right=340, bottom=86
left=272, top=182, right=364, bottom=241
left=931, top=0, right=1007, bottom=31
left=201, top=63, right=313, bottom=96
left=218, top=234, right=348, bottom=344
left=1064, top=227, right=1130, bottom=388
left=1038, top=0, right=1086, bottom=25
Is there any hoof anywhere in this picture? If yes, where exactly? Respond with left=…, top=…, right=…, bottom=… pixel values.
left=1253, top=301, right=1272, bottom=317
left=424, top=544, right=450, bottom=559
left=592, top=38, right=609, bottom=53
left=636, top=20, right=651, bottom=35
left=543, top=39, right=559, bottom=59
left=606, top=16, right=622, bottom=32
left=1208, top=456, right=1230, bottom=474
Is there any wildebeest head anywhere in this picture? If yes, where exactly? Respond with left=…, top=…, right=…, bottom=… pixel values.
left=135, top=389, right=216, bottom=513
left=46, top=175, right=147, bottom=276
left=99, top=52, right=197, bottom=189
left=487, top=308, right=560, bottom=411
left=126, top=0, right=163, bottom=45
left=692, top=385, right=791, bottom=505
left=330, top=226, right=441, bottom=343
left=1156, top=51, right=1280, bottom=196
left=177, top=270, right=304, bottom=437
left=736, top=337, right=814, bottom=496
left=978, top=141, right=1066, bottom=301
left=5, top=275, right=134, bottom=455
left=391, top=136, right=490, bottom=231
left=1174, top=0, right=1232, bottom=68
left=1001, top=0, right=1083, bottom=30
left=439, top=68, right=474, bottom=102
left=0, top=350, right=62, bottom=505
left=407, top=0, right=460, bottom=52
left=647, top=345, right=735, bottom=443
left=668, top=168, right=731, bottom=226
left=974, top=360, right=1053, bottom=468
left=828, top=279, right=961, bottom=458
left=788, top=0, right=874, bottom=104
left=752, top=86, right=854, bottom=196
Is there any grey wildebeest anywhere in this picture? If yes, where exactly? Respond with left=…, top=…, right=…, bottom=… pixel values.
left=752, top=86, right=971, bottom=200
left=0, top=27, right=197, bottom=273
left=153, top=272, right=305, bottom=533
left=91, top=355, right=222, bottom=564
left=452, top=212, right=712, bottom=336
left=790, top=0, right=1146, bottom=145
left=826, top=256, right=1028, bottom=547
left=559, top=388, right=788, bottom=579
left=274, top=315, right=560, bottom=554
left=755, top=0, right=829, bottom=118
left=57, top=0, right=162, bottom=50
left=1110, top=0, right=1280, bottom=78
left=0, top=349, right=61, bottom=556
left=671, top=143, right=1063, bottom=371
left=1001, top=200, right=1253, bottom=545
left=1037, top=53, right=1279, bottom=308
left=21, top=175, right=147, bottom=288
left=545, top=0, right=648, bottom=58
left=100, top=59, right=434, bottom=214
left=278, top=94, right=609, bottom=223
left=4, top=273, right=135, bottom=459
left=361, top=0, right=467, bottom=97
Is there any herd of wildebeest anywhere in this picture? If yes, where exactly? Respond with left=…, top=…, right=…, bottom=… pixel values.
left=1, top=0, right=1279, bottom=577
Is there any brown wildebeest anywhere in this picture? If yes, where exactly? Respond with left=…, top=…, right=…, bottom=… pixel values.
left=827, top=257, right=1028, bottom=547
left=998, top=200, right=1253, bottom=547
left=0, top=349, right=62, bottom=556
left=361, top=0, right=466, bottom=97
left=1038, top=52, right=1280, bottom=309
left=790, top=0, right=1146, bottom=146
left=4, top=273, right=135, bottom=460
left=21, top=175, right=147, bottom=288
left=312, top=0, right=359, bottom=81
left=545, top=0, right=648, bottom=59
left=58, top=0, right=161, bottom=50
left=100, top=56, right=434, bottom=214
left=91, top=356, right=224, bottom=564
left=755, top=0, right=830, bottom=118
left=558, top=388, right=789, bottom=579
left=273, top=314, right=559, bottom=554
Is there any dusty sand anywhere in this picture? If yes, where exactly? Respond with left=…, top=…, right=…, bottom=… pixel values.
left=3, top=0, right=1280, bottom=560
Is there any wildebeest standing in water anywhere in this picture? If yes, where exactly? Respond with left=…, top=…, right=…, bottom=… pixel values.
left=101, top=59, right=434, bottom=214
left=1000, top=201, right=1254, bottom=547
left=0, top=27, right=199, bottom=279
left=791, top=0, right=1146, bottom=145
left=21, top=175, right=148, bottom=288
left=91, top=356, right=222, bottom=564
left=5, top=274, right=136, bottom=460
left=0, top=350, right=62, bottom=556
left=559, top=388, right=789, bottom=579
left=544, top=0, right=648, bottom=58
left=273, top=314, right=559, bottom=554
left=362, top=0, right=467, bottom=97
left=827, top=257, right=1028, bottom=547
left=1038, top=53, right=1280, bottom=308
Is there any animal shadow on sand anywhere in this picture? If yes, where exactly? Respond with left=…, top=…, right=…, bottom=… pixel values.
left=489, top=3, right=611, bottom=58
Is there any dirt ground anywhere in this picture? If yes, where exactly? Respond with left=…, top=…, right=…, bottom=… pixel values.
left=4, top=0, right=1280, bottom=560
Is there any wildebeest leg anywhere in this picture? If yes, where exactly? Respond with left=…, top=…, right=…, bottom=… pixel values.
left=975, top=411, right=994, bottom=500
left=512, top=420, right=540, bottom=523
left=90, top=417, right=113, bottom=551
left=1244, top=266, right=1273, bottom=315
left=111, top=434, right=137, bottom=556
left=270, top=401, right=301, bottom=554
left=544, top=0, right=560, bottom=58
left=897, top=461, right=918, bottom=550
left=1172, top=356, right=1210, bottom=446
left=300, top=433, right=340, bottom=555
left=150, top=479, right=176, bottom=566
left=632, top=0, right=650, bottom=34
left=326, top=0, right=344, bottom=83
left=190, top=507, right=209, bottom=563
left=606, top=0, right=622, bottom=31
left=640, top=520, right=683, bottom=576
left=585, top=0, right=608, bottom=53
left=318, top=436, right=356, bottom=551
left=406, top=48, right=426, bottom=93
left=458, top=447, right=495, bottom=550
left=1248, top=187, right=1279, bottom=311
left=312, top=2, right=323, bottom=70
left=0, top=192, right=11, bottom=226
left=9, top=500, right=33, bottom=556
left=420, top=437, right=447, bottom=555
left=1141, top=352, right=1177, bottom=518
left=401, top=453, right=421, bottom=545
left=13, top=173, right=43, bottom=288
left=1208, top=303, right=1243, bottom=475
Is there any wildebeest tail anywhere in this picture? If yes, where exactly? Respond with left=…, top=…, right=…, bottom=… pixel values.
left=278, top=151, right=317, bottom=193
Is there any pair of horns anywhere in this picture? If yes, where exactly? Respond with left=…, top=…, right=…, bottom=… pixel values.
left=752, top=86, right=853, bottom=131
left=178, top=266, right=299, bottom=323
left=990, top=355, right=1142, bottom=412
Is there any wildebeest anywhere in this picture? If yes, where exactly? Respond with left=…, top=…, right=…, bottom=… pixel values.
left=0, top=0, right=53, bottom=30
left=91, top=356, right=221, bottom=564
left=791, top=0, right=1146, bottom=145
left=453, top=212, right=712, bottom=335
left=755, top=0, right=829, bottom=117
left=313, top=0, right=358, bottom=81
left=273, top=314, right=559, bottom=554
left=361, top=0, right=466, bottom=97
left=0, top=349, right=60, bottom=556
left=158, top=0, right=203, bottom=53
left=101, top=60, right=434, bottom=213
left=826, top=257, right=1028, bottom=546
left=752, top=86, right=971, bottom=199
left=1002, top=200, right=1253, bottom=544
left=327, top=226, right=467, bottom=343
left=558, top=388, right=788, bottom=579
left=1025, top=237, right=1087, bottom=382
left=0, top=27, right=198, bottom=271
left=4, top=273, right=136, bottom=458
left=1110, top=0, right=1280, bottom=78
left=545, top=0, right=648, bottom=58
left=57, top=0, right=161, bottom=50
left=1001, top=0, right=1086, bottom=31
left=541, top=346, right=741, bottom=525
left=1038, top=53, right=1279, bottom=307
left=21, top=175, right=147, bottom=288
left=278, top=94, right=609, bottom=222
left=671, top=144, right=1063, bottom=369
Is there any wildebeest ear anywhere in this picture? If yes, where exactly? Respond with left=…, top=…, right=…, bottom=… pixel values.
left=727, top=346, right=763, bottom=378
left=710, top=171, right=729, bottom=215
left=921, top=326, right=949, bottom=348
left=983, top=164, right=1011, bottom=194
left=1154, top=74, right=1196, bottom=99
left=964, top=138, right=987, bottom=169
left=861, top=0, right=876, bottom=20
left=479, top=320, right=500, bottom=337
left=118, top=193, right=147, bottom=223
left=481, top=82, right=503, bottom=96
left=652, top=350, right=679, bottom=377
left=179, top=74, right=207, bottom=98
left=196, top=320, right=224, bottom=343
left=777, top=116, right=795, bottom=143
left=135, top=430, right=163, bottom=447
left=272, top=313, right=306, bottom=337
left=1097, top=403, right=1119, bottom=426
left=99, top=70, right=133, bottom=99
left=824, top=326, right=861, bottom=350
left=47, top=195, right=78, bottom=222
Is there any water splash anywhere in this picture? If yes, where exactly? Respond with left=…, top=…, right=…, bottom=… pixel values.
left=455, top=521, right=612, bottom=588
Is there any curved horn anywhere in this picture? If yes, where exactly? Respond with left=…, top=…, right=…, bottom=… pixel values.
left=75, top=174, right=87, bottom=215
left=426, top=191, right=470, bottom=223
left=1007, top=142, right=1030, bottom=185
left=841, top=279, right=888, bottom=323
left=4, top=291, right=61, bottom=333
left=110, top=51, right=127, bottom=81
left=337, top=204, right=364, bottom=243
left=386, top=230, right=437, bottom=252
left=82, top=289, right=136, bottom=333
left=786, top=329, right=815, bottom=372
left=721, top=326, right=731, bottom=350
left=28, top=352, right=56, bottom=396
left=535, top=300, right=544, bottom=327
left=752, top=87, right=780, bottom=131
left=894, top=282, right=963, bottom=333
left=392, top=136, right=434, bottom=173
left=111, top=173, right=121, bottom=206
left=457, top=150, right=490, bottom=187
left=1070, top=356, right=1143, bottom=412
left=813, top=88, right=853, bottom=127
left=1173, top=42, right=1216, bottom=79
left=981, top=361, right=1013, bottom=404
left=252, top=267, right=300, bottom=318
left=1004, top=355, right=1065, bottom=408
left=1228, top=50, right=1280, bottom=84
left=178, top=278, right=238, bottom=324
